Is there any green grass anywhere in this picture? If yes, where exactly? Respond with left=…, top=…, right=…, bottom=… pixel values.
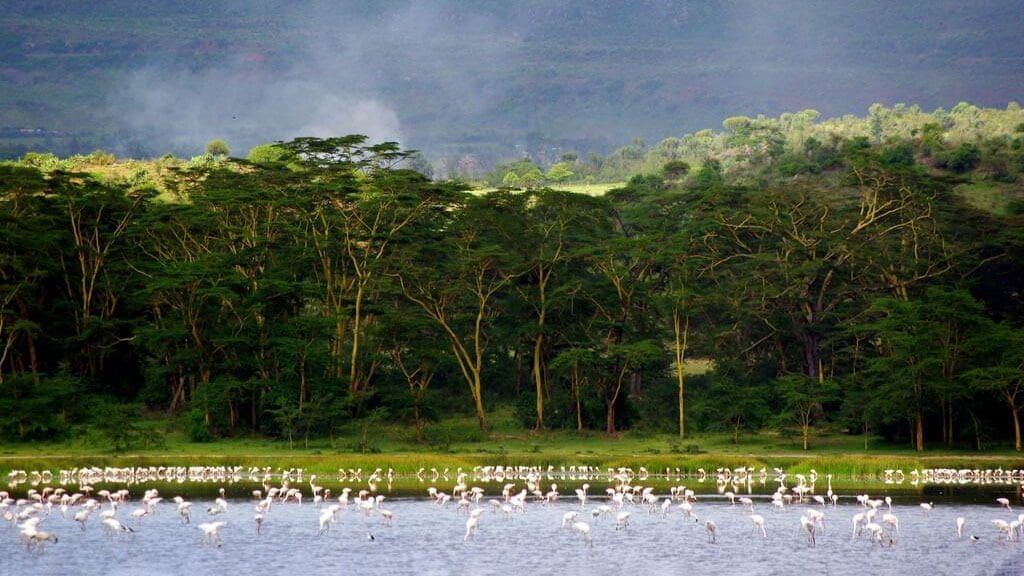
left=2, top=408, right=1020, bottom=484
left=549, top=182, right=626, bottom=196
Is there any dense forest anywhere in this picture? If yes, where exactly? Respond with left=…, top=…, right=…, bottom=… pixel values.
left=2, top=105, right=1024, bottom=452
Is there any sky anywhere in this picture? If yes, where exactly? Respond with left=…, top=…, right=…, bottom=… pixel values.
left=2, top=0, right=1023, bottom=162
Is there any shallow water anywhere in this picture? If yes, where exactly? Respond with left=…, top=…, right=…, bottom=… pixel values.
left=4, top=492, right=1024, bottom=576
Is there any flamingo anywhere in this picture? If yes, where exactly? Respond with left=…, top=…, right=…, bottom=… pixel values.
left=73, top=508, right=91, bottom=530
left=177, top=501, right=192, bottom=524
left=992, top=519, right=1012, bottom=541
left=102, top=517, right=134, bottom=537
left=318, top=509, right=335, bottom=535
left=614, top=511, right=631, bottom=530
left=464, top=516, right=479, bottom=542
left=24, top=530, right=58, bottom=552
left=705, top=519, right=717, bottom=543
left=997, top=497, right=1012, bottom=511
left=750, top=514, right=767, bottom=538
left=198, top=521, right=226, bottom=547
left=882, top=513, right=899, bottom=534
left=561, top=511, right=577, bottom=529
left=801, top=515, right=816, bottom=546
left=572, top=521, right=593, bottom=546
left=920, top=502, right=933, bottom=515
left=956, top=516, right=966, bottom=539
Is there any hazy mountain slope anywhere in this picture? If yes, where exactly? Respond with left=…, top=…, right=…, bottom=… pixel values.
left=1, top=0, right=1021, bottom=163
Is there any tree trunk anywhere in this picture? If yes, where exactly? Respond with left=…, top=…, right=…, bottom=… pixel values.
left=940, top=399, right=948, bottom=446
left=413, top=401, right=423, bottom=443
left=572, top=365, right=583, bottom=432
left=673, top=311, right=689, bottom=440
left=576, top=389, right=583, bottom=432
left=606, top=401, right=617, bottom=435
left=473, top=375, right=487, bottom=430
left=348, top=283, right=365, bottom=395
left=915, top=411, right=924, bottom=452
left=1010, top=399, right=1021, bottom=452
left=533, top=332, right=545, bottom=430
left=802, top=328, right=819, bottom=379
left=803, top=423, right=809, bottom=450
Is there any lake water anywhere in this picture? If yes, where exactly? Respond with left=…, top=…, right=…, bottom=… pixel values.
left=4, top=489, right=1024, bottom=576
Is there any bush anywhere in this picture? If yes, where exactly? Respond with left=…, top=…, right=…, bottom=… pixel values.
left=247, top=143, right=294, bottom=166
left=880, top=142, right=915, bottom=167
left=662, top=160, right=691, bottom=181
left=936, top=143, right=981, bottom=173
left=93, top=402, right=143, bottom=451
left=186, top=408, right=212, bottom=443
left=776, top=152, right=818, bottom=176
left=205, top=139, right=230, bottom=158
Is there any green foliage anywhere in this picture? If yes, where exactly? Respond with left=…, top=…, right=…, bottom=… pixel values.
left=0, top=374, right=77, bottom=441
left=186, top=409, right=212, bottom=443
left=662, top=160, right=690, bottom=181
left=246, top=143, right=294, bottom=166
left=880, top=142, right=915, bottom=167
left=205, top=139, right=230, bottom=158
left=935, top=143, right=981, bottom=173
left=1, top=129, right=1023, bottom=452
left=692, top=159, right=723, bottom=188
left=92, top=401, right=143, bottom=452
left=546, top=162, right=574, bottom=182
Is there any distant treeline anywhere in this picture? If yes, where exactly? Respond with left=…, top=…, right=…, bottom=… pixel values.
left=481, top=102, right=1024, bottom=186
left=2, top=120, right=1024, bottom=451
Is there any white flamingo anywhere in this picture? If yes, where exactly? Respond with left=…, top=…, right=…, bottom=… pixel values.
left=464, top=516, right=479, bottom=542
left=572, top=521, right=593, bottom=546
left=750, top=514, right=767, bottom=538
left=801, top=515, right=816, bottom=546
left=198, top=521, right=226, bottom=546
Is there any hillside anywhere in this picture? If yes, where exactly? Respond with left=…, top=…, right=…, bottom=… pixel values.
left=1, top=1, right=1022, bottom=168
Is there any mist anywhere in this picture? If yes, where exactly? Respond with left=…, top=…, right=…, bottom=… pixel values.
left=1, top=0, right=1021, bottom=163
left=110, top=1, right=518, bottom=158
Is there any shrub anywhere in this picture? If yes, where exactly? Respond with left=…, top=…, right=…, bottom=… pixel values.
left=936, top=143, right=981, bottom=173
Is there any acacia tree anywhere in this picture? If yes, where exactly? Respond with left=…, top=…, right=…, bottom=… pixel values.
left=54, top=174, right=144, bottom=378
left=395, top=192, right=516, bottom=430
left=776, top=373, right=838, bottom=450
left=860, top=289, right=985, bottom=451
left=276, top=137, right=416, bottom=398
left=515, top=190, right=610, bottom=429
left=966, top=323, right=1024, bottom=451
left=335, top=169, right=442, bottom=396
left=548, top=347, right=595, bottom=432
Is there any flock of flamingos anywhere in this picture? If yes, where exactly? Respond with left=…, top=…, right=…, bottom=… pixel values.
left=4, top=466, right=1024, bottom=554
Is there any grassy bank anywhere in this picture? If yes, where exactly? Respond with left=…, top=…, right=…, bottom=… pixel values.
left=3, top=411, right=1021, bottom=480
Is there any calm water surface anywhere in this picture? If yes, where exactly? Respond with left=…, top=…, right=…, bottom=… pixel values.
left=4, top=492, right=1024, bottom=576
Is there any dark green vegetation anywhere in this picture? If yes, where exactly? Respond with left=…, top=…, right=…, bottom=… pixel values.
left=3, top=105, right=1024, bottom=459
